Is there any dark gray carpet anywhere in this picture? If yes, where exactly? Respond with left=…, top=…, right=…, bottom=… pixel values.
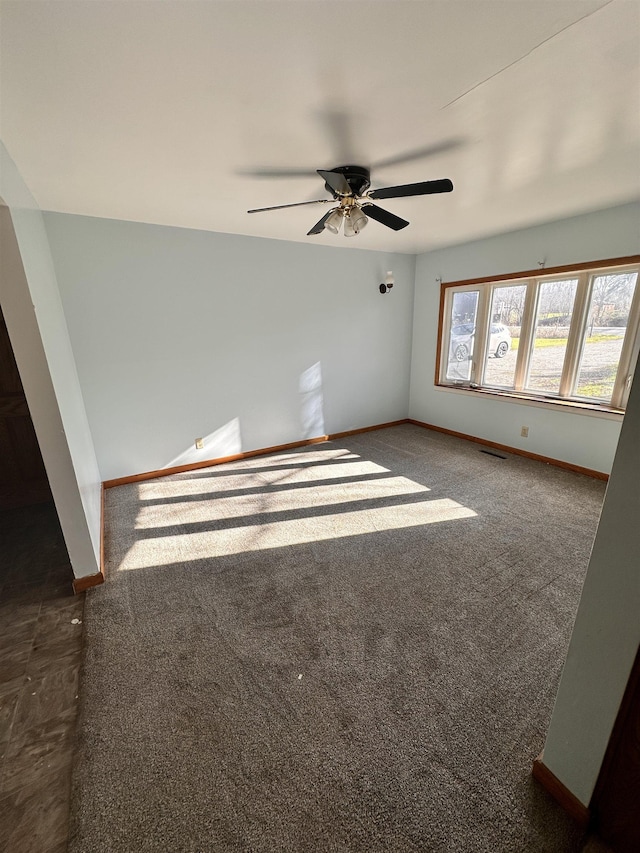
left=70, top=424, right=608, bottom=852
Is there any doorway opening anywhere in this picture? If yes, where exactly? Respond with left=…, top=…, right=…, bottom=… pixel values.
left=0, top=303, right=54, bottom=510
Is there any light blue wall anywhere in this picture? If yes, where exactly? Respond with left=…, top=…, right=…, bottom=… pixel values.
left=44, top=202, right=639, bottom=483
left=409, top=202, right=640, bottom=474
left=44, top=213, right=415, bottom=481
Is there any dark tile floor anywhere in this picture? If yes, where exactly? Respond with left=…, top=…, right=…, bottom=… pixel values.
left=0, top=502, right=83, bottom=853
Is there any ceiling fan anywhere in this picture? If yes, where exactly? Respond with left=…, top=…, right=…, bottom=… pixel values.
left=247, top=165, right=453, bottom=236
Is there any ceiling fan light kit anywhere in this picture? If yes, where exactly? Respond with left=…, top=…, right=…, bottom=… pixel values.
left=247, top=165, right=453, bottom=238
left=324, top=208, right=344, bottom=234
left=345, top=206, right=368, bottom=236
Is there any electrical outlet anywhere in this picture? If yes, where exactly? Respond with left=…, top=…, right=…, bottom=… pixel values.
left=195, top=438, right=204, bottom=450
left=521, top=426, right=529, bottom=438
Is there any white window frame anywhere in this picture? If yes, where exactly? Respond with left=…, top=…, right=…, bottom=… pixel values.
left=436, top=256, right=640, bottom=413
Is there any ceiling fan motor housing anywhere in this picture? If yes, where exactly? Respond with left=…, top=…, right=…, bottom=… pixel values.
left=324, top=165, right=371, bottom=197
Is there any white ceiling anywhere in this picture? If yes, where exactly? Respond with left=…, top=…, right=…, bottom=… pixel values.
left=1, top=0, right=638, bottom=254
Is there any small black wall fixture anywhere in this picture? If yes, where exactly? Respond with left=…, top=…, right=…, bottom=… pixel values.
left=379, top=271, right=394, bottom=294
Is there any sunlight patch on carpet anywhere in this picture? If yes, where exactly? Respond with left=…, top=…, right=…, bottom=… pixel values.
left=119, top=498, right=477, bottom=569
left=134, top=476, right=431, bottom=529
left=136, top=458, right=389, bottom=501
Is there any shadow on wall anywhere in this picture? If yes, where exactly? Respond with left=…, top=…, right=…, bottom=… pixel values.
left=300, top=363, right=325, bottom=439
left=163, top=418, right=242, bottom=469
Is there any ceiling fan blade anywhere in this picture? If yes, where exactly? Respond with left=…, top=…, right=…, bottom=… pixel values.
left=362, top=204, right=409, bottom=231
left=372, top=139, right=464, bottom=170
left=307, top=209, right=336, bottom=236
left=247, top=199, right=332, bottom=214
left=369, top=179, right=453, bottom=200
left=317, top=169, right=352, bottom=196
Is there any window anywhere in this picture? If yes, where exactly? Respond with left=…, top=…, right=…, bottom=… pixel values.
left=437, top=257, right=640, bottom=412
left=444, top=292, right=478, bottom=383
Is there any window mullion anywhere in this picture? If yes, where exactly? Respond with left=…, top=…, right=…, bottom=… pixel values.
left=513, top=279, right=536, bottom=391
left=612, top=268, right=640, bottom=407
left=559, top=272, right=590, bottom=398
left=439, top=287, right=455, bottom=384
left=473, top=287, right=490, bottom=384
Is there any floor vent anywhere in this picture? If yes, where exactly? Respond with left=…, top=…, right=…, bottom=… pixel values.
left=480, top=449, right=507, bottom=459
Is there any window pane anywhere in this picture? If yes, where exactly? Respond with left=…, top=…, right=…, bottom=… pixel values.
left=573, top=272, right=638, bottom=401
left=482, top=284, right=526, bottom=388
left=445, top=290, right=478, bottom=382
left=525, top=279, right=578, bottom=394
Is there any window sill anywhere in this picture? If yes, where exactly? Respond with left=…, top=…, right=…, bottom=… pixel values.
left=435, top=383, right=625, bottom=420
